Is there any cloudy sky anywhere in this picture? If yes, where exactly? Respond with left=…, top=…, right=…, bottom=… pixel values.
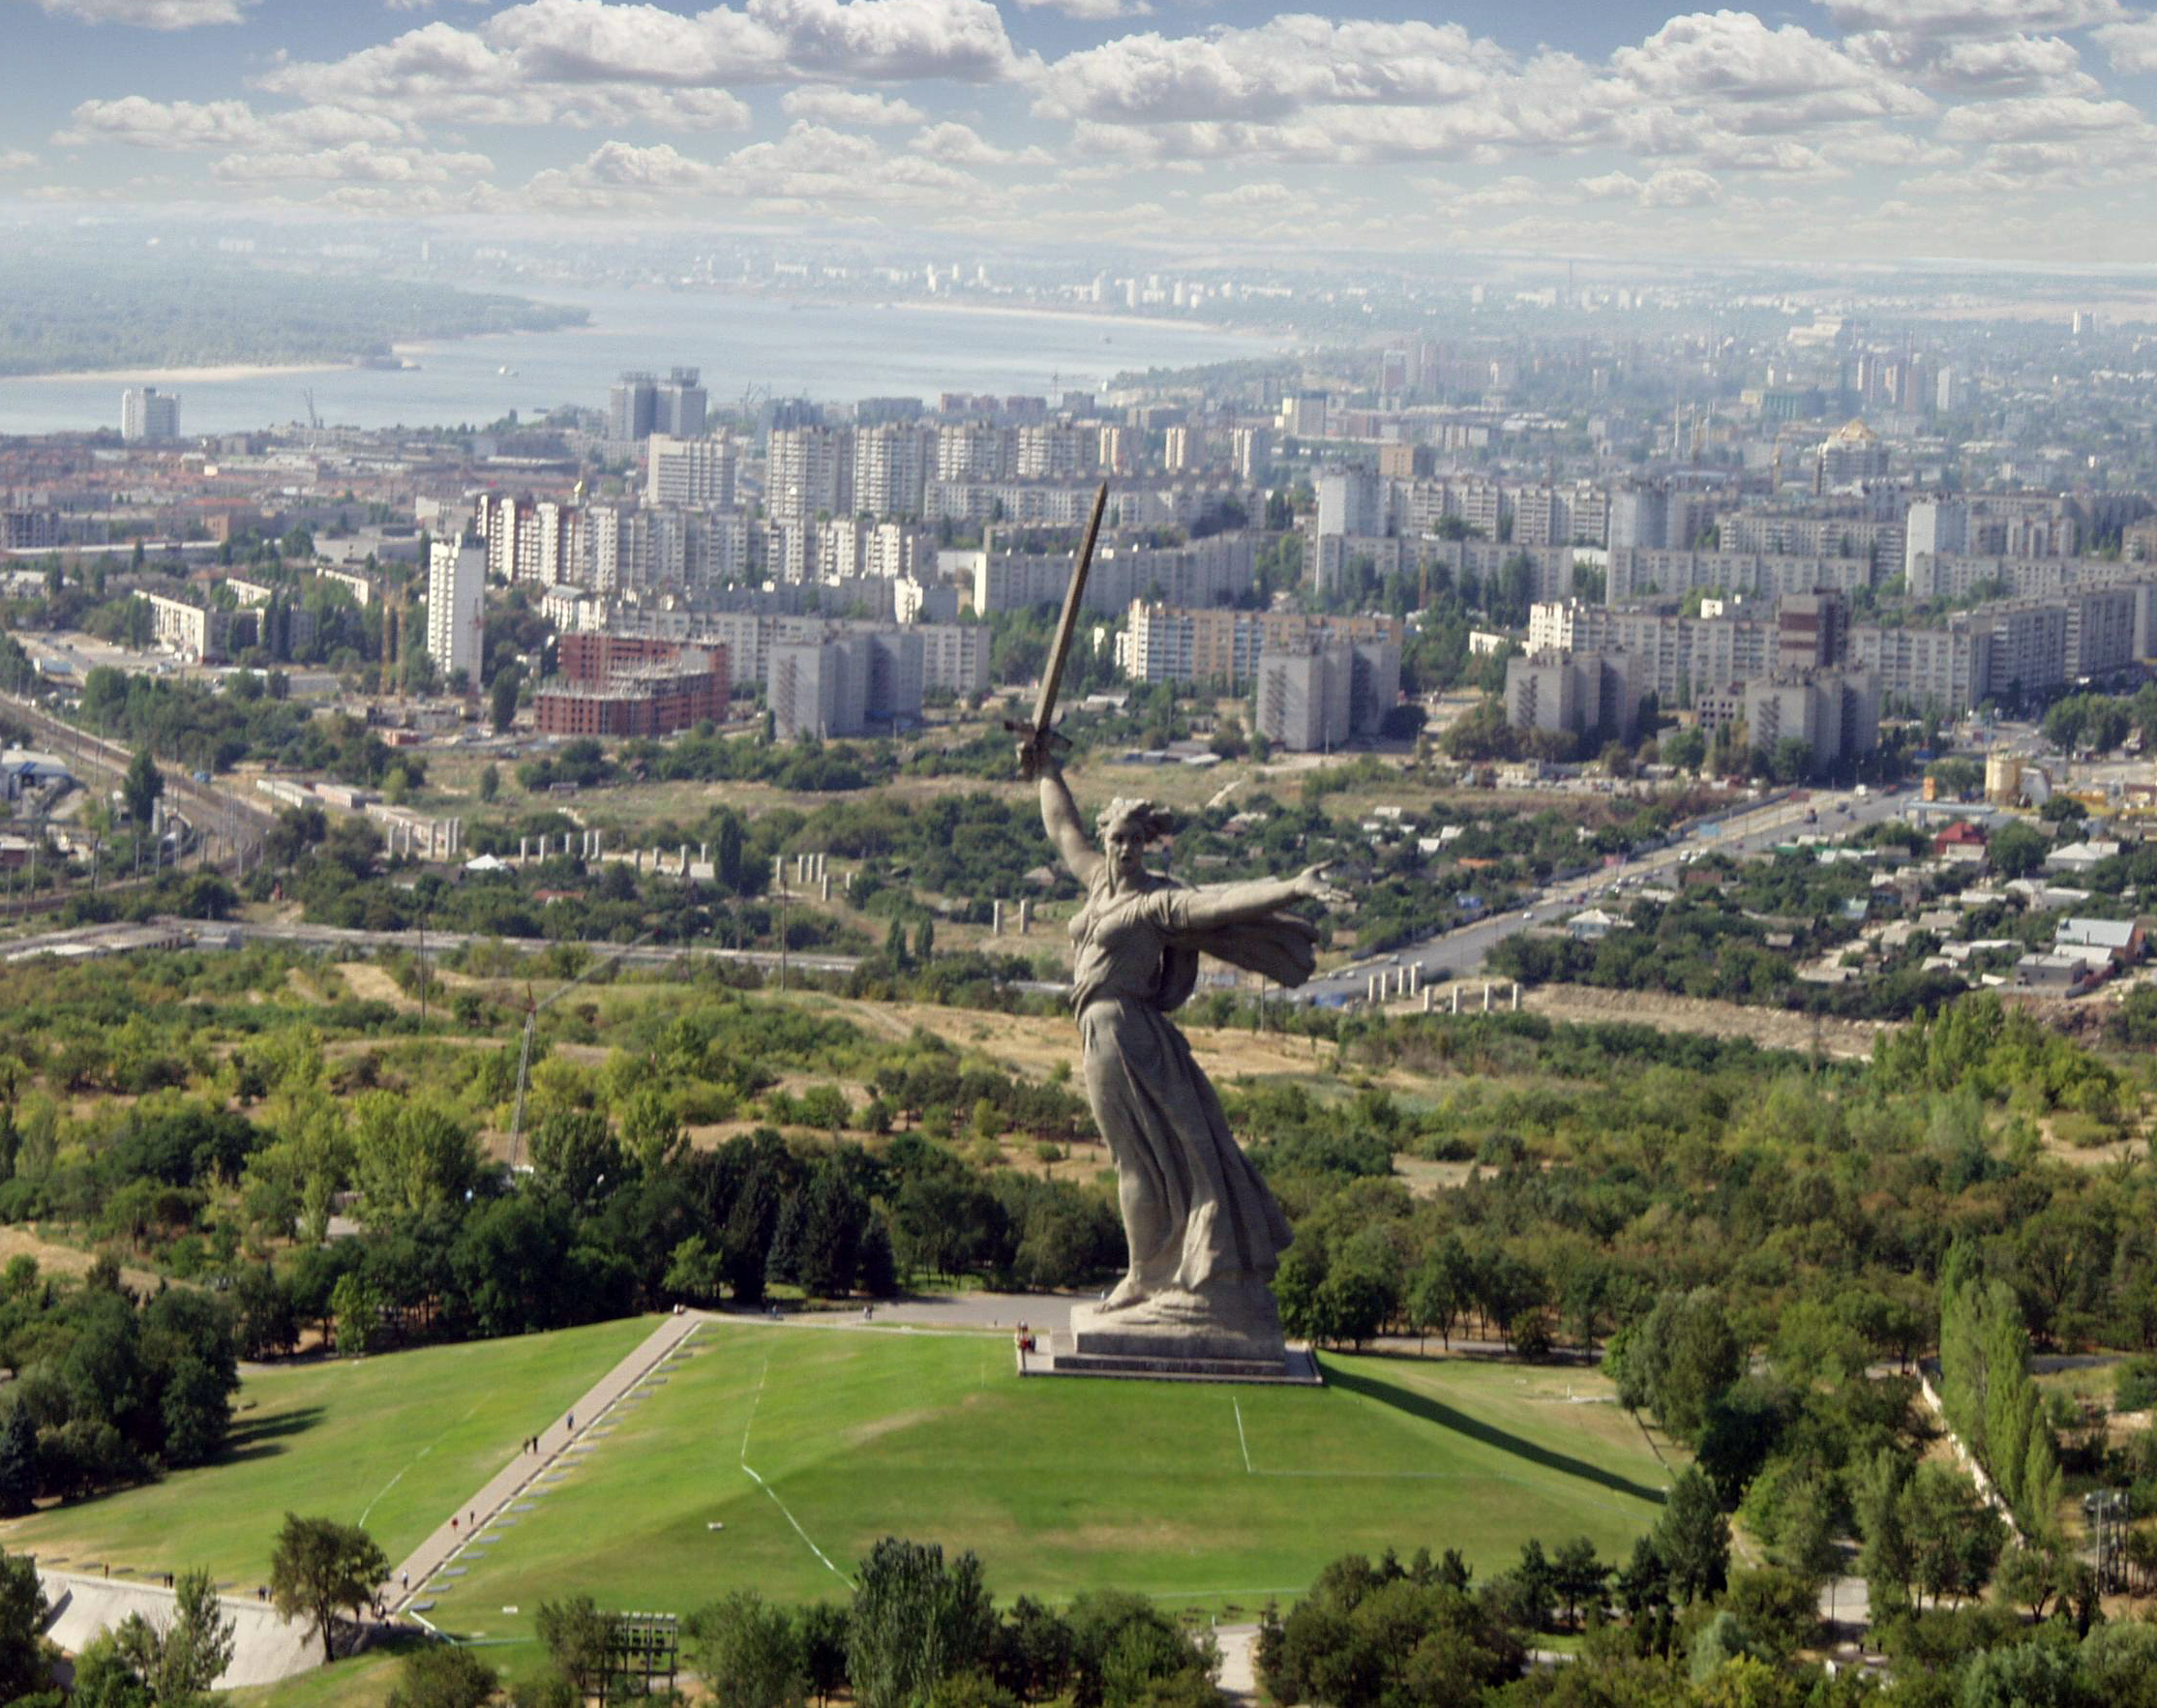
left=6, top=0, right=2157, bottom=261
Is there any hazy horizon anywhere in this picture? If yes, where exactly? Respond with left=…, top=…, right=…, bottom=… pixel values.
left=5, top=0, right=2157, bottom=267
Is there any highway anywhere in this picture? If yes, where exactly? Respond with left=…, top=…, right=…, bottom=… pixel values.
left=2, top=914, right=868, bottom=978
left=1300, top=782, right=1918, bottom=1006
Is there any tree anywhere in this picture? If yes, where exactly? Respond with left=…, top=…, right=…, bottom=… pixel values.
left=796, top=1603, right=851, bottom=1706
left=1995, top=1541, right=2070, bottom=1622
left=123, top=749, right=164, bottom=829
left=1989, top=820, right=2049, bottom=881
left=268, top=1513, right=388, bottom=1663
left=385, top=1643, right=497, bottom=1708
left=914, top=918, right=936, bottom=964
left=537, top=1596, right=613, bottom=1699
left=1651, top=1469, right=1729, bottom=1604
left=1902, top=1463, right=2004, bottom=1606
left=491, top=667, right=521, bottom=734
left=686, top=1591, right=806, bottom=1708
left=0, top=1550, right=50, bottom=1703
left=112, top=1568, right=234, bottom=1705
left=1406, top=1237, right=1473, bottom=1351
left=478, top=764, right=500, bottom=804
left=73, top=1629, right=151, bottom=1708
left=328, top=1274, right=384, bottom=1356
left=1550, top=1538, right=1607, bottom=1631
left=847, top=1539, right=998, bottom=1708
left=159, top=1357, right=231, bottom=1466
left=0, top=1403, right=35, bottom=1518
left=352, top=1095, right=480, bottom=1223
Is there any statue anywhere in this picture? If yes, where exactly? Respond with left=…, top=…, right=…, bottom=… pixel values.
left=1026, top=746, right=1346, bottom=1366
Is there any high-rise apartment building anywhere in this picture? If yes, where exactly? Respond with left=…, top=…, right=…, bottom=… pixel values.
left=852, top=425, right=934, bottom=518
left=609, top=373, right=658, bottom=442
left=767, top=426, right=854, bottom=523
left=655, top=368, right=705, bottom=437
left=427, top=540, right=487, bottom=687
left=121, top=387, right=179, bottom=443
left=646, top=434, right=736, bottom=507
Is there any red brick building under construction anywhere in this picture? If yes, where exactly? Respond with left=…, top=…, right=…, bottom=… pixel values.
left=533, top=644, right=728, bottom=737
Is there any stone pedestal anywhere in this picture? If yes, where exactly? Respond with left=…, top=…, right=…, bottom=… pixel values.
left=1022, top=1286, right=1321, bottom=1386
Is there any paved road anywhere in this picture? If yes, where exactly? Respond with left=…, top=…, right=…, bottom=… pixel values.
left=0, top=914, right=867, bottom=980
left=1303, top=784, right=1920, bottom=1006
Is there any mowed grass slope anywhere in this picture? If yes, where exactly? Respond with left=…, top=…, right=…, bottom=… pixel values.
left=420, top=1324, right=1670, bottom=1646
left=0, top=1316, right=658, bottom=1586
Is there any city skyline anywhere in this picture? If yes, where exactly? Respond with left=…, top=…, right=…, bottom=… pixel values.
left=4, top=0, right=2157, bottom=262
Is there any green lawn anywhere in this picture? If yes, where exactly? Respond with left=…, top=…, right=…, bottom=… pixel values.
left=0, top=1316, right=658, bottom=1588
left=414, top=1324, right=1670, bottom=1649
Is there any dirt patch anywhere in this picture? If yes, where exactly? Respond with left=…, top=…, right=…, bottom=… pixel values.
left=784, top=994, right=1344, bottom=1087
left=1393, top=1156, right=1474, bottom=1197
left=1395, top=983, right=1897, bottom=1060
left=337, top=962, right=415, bottom=1012
left=0, top=1226, right=163, bottom=1296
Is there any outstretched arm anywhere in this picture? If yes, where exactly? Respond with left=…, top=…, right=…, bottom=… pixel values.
left=1033, top=755, right=1100, bottom=884
left=1170, top=864, right=1348, bottom=930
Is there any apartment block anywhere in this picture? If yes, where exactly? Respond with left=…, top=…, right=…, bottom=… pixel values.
left=645, top=434, right=736, bottom=508
left=1504, top=649, right=1647, bottom=742
left=533, top=648, right=728, bottom=737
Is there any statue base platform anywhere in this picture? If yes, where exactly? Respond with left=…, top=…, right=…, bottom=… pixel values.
left=1016, top=1295, right=1322, bottom=1387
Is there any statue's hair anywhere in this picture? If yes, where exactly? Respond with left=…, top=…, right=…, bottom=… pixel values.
left=1096, top=797, right=1174, bottom=845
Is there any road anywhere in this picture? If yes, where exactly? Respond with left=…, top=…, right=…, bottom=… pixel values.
left=0, top=914, right=868, bottom=978
left=1301, top=783, right=1919, bottom=1005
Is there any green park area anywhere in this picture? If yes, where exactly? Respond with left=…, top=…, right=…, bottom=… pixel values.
left=412, top=1322, right=1667, bottom=1646
left=7, top=1312, right=1668, bottom=1677
left=0, top=1316, right=656, bottom=1588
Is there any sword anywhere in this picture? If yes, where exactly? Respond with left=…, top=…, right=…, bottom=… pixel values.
left=1011, top=479, right=1109, bottom=780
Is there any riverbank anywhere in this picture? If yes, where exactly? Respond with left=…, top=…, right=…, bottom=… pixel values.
left=14, top=359, right=358, bottom=385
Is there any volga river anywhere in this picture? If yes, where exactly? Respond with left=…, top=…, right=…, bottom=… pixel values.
left=0, top=285, right=1281, bottom=437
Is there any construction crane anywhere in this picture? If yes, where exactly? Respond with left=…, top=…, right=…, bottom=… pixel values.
left=507, top=928, right=656, bottom=1172
left=302, top=389, right=320, bottom=432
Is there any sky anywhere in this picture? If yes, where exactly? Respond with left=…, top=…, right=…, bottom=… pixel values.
left=6, top=0, right=2157, bottom=264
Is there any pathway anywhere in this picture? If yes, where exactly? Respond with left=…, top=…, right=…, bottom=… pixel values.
left=382, top=1310, right=708, bottom=1617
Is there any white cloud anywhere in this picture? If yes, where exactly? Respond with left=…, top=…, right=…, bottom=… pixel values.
left=257, top=0, right=1022, bottom=135
left=1012, top=0, right=1150, bottom=17
left=57, top=96, right=416, bottom=150
left=1937, top=93, right=2152, bottom=140
left=1033, top=11, right=1941, bottom=177
left=1034, top=18, right=1514, bottom=125
left=0, top=150, right=40, bottom=173
left=523, top=122, right=1000, bottom=218
left=1926, top=36, right=2099, bottom=93
left=1610, top=12, right=1932, bottom=124
left=209, top=142, right=494, bottom=183
left=1814, top=0, right=2123, bottom=36
left=255, top=21, right=755, bottom=129
left=907, top=121, right=1009, bottom=164
left=781, top=86, right=922, bottom=125
left=2094, top=15, right=2157, bottom=72
left=1578, top=165, right=1723, bottom=207
left=1198, top=179, right=1301, bottom=208
left=26, top=0, right=249, bottom=26
left=1450, top=174, right=1543, bottom=210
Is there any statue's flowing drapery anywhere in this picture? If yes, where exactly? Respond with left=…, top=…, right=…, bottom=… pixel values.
left=1068, top=871, right=1314, bottom=1298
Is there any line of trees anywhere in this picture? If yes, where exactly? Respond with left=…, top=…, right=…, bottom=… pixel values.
left=1938, top=1245, right=2065, bottom=1540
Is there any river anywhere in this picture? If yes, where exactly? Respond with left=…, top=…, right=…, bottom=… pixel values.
left=0, top=285, right=1283, bottom=437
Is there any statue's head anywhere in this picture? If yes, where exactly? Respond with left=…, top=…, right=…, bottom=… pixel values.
left=1096, top=797, right=1171, bottom=888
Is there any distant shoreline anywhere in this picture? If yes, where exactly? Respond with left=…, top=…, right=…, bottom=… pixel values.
left=883, top=297, right=1276, bottom=343
left=12, top=359, right=359, bottom=385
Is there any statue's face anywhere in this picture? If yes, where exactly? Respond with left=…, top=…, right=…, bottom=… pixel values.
left=1105, top=822, right=1148, bottom=887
